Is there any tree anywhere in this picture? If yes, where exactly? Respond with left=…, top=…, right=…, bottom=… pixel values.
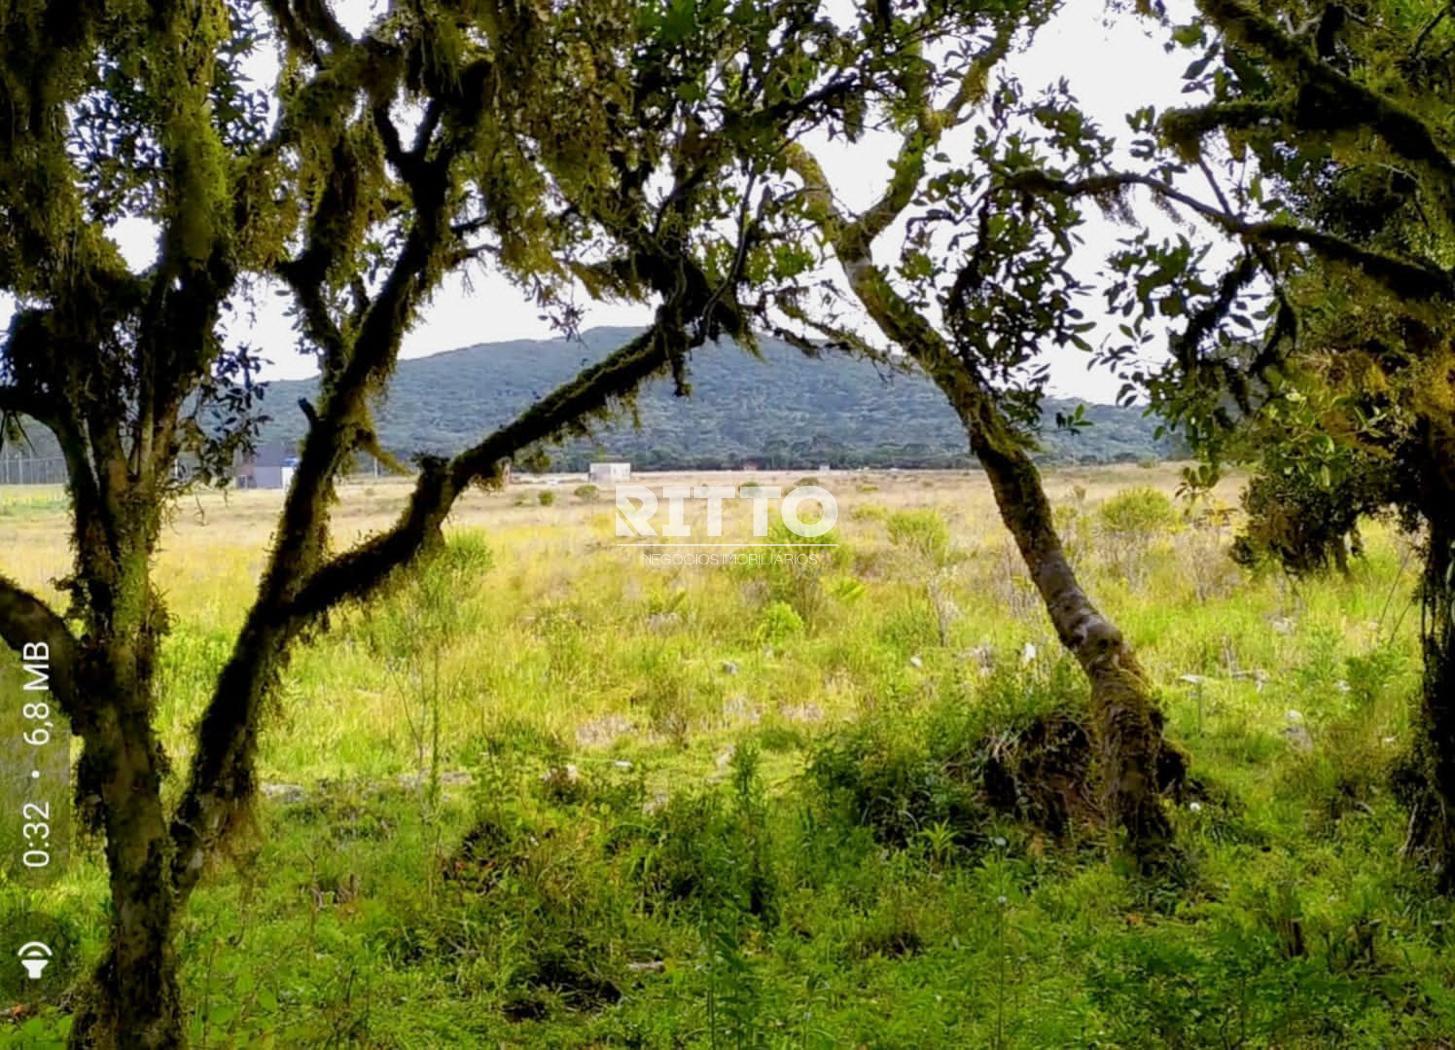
left=1229, top=414, right=1391, bottom=579
left=0, top=2, right=883, bottom=1044
left=764, top=3, right=1184, bottom=868
left=1010, top=0, right=1455, bottom=881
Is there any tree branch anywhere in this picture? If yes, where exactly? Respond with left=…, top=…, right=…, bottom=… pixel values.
left=853, top=18, right=1015, bottom=246
left=1005, top=168, right=1455, bottom=301
left=783, top=137, right=1133, bottom=672
left=1413, top=3, right=1455, bottom=56
left=287, top=323, right=682, bottom=620
left=168, top=314, right=710, bottom=897
left=261, top=0, right=352, bottom=65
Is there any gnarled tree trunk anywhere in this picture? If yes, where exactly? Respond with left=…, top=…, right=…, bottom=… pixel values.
left=70, top=721, right=181, bottom=1048
left=68, top=613, right=185, bottom=1048
left=1398, top=469, right=1455, bottom=887
left=965, top=402, right=1178, bottom=867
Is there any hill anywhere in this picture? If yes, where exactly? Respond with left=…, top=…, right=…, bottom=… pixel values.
left=249, top=327, right=1172, bottom=470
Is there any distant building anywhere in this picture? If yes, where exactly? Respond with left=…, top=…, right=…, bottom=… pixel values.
left=236, top=443, right=298, bottom=490
left=588, top=462, right=631, bottom=484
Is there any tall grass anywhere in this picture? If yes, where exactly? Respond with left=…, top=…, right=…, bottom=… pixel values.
left=0, top=466, right=1446, bottom=1046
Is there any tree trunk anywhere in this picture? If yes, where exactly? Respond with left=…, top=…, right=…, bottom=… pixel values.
left=70, top=665, right=183, bottom=1048
left=966, top=403, right=1180, bottom=869
left=1399, top=502, right=1455, bottom=888
left=783, top=136, right=1182, bottom=867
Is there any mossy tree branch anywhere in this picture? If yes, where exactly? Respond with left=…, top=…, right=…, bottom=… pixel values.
left=285, top=322, right=681, bottom=621
left=169, top=0, right=818, bottom=898
left=1191, top=0, right=1455, bottom=223
left=1005, top=168, right=1455, bottom=302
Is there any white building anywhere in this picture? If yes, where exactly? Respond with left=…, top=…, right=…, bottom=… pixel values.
left=588, top=462, right=631, bottom=484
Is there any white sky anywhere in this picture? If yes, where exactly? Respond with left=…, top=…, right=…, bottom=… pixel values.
left=2, top=3, right=1194, bottom=404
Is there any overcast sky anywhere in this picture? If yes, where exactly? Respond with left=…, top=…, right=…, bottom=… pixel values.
left=2, top=3, right=1194, bottom=404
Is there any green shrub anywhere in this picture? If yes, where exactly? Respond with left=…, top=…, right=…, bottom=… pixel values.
left=810, top=714, right=982, bottom=849
left=1231, top=464, right=1385, bottom=577
left=624, top=744, right=778, bottom=923
left=1098, top=486, right=1178, bottom=584
left=732, top=520, right=846, bottom=624
left=347, top=531, right=493, bottom=798
left=538, top=489, right=556, bottom=506
left=1098, top=486, right=1177, bottom=539
left=886, top=508, right=952, bottom=566
left=808, top=659, right=1094, bottom=851
left=573, top=483, right=599, bottom=502
left=755, top=599, right=804, bottom=644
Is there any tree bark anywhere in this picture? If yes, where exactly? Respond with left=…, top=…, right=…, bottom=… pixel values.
left=1421, top=513, right=1455, bottom=885
left=1399, top=496, right=1455, bottom=888
left=70, top=684, right=183, bottom=1048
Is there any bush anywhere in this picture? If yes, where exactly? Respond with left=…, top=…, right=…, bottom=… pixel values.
left=808, top=660, right=1096, bottom=852
left=755, top=599, right=804, bottom=644
left=1098, top=486, right=1177, bottom=540
left=538, top=489, right=556, bottom=506
left=573, top=483, right=599, bottom=502
left=1231, top=465, right=1385, bottom=577
left=624, top=744, right=778, bottom=925
left=1099, top=486, right=1178, bottom=585
left=347, top=531, right=493, bottom=794
left=886, top=509, right=952, bottom=567
left=809, top=708, right=987, bottom=850
left=731, top=520, right=846, bottom=624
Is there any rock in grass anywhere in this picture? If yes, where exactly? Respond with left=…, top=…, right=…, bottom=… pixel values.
left=1282, top=722, right=1314, bottom=753
left=964, top=644, right=995, bottom=674
left=722, top=694, right=761, bottom=724
left=260, top=782, right=307, bottom=805
left=575, top=713, right=635, bottom=748
left=397, top=770, right=474, bottom=791
left=540, top=763, right=585, bottom=804
left=780, top=702, right=824, bottom=724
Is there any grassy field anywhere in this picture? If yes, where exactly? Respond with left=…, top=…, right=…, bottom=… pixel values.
left=1, top=463, right=1450, bottom=1048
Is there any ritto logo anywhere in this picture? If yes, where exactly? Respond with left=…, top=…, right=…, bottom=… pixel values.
left=615, top=483, right=838, bottom=545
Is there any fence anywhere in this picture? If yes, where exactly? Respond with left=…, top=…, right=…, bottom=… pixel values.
left=0, top=455, right=66, bottom=486
left=0, top=454, right=394, bottom=488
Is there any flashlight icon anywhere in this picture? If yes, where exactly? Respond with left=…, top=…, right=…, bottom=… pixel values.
left=17, top=942, right=52, bottom=980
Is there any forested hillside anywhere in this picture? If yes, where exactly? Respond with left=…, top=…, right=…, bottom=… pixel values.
left=250, top=327, right=1172, bottom=469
